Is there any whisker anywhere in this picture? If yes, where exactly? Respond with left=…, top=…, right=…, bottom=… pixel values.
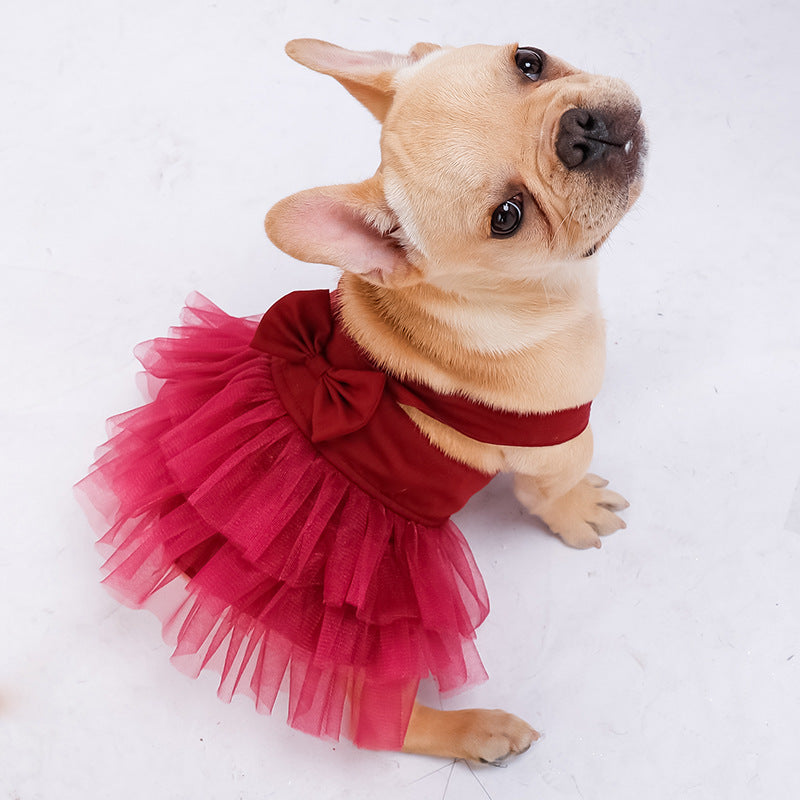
left=465, top=759, right=495, bottom=800
left=441, top=759, right=457, bottom=800
left=549, top=204, right=576, bottom=247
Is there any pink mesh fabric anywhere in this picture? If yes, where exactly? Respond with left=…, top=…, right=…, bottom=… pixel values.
left=76, top=294, right=489, bottom=750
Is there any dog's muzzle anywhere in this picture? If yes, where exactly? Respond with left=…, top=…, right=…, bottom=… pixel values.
left=556, top=106, right=642, bottom=175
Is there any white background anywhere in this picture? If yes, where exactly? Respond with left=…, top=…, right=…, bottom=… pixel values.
left=2, top=1, right=799, bottom=798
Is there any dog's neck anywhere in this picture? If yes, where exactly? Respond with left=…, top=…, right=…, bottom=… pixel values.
left=337, top=263, right=606, bottom=412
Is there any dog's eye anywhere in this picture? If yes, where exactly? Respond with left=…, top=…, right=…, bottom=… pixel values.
left=491, top=196, right=523, bottom=238
left=515, top=47, right=544, bottom=81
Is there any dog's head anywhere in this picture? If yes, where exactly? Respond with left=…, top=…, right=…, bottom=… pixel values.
left=266, top=40, right=646, bottom=290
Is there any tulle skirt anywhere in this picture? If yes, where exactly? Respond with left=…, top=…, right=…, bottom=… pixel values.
left=75, top=294, right=489, bottom=750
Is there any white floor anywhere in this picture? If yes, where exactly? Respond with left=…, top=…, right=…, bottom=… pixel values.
left=2, top=1, right=799, bottom=798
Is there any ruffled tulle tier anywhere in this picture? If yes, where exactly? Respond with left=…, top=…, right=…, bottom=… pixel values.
left=76, top=294, right=489, bottom=750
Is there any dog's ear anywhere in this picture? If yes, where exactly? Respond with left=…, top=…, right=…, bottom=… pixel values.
left=285, top=39, right=441, bottom=122
left=265, top=176, right=421, bottom=287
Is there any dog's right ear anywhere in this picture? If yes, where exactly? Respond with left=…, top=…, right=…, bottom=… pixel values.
left=285, top=39, right=441, bottom=122
left=265, top=175, right=422, bottom=288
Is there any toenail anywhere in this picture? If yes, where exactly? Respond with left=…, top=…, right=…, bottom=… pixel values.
left=479, top=757, right=509, bottom=768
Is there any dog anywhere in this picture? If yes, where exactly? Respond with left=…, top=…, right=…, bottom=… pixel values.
left=263, top=38, right=645, bottom=763
left=80, top=37, right=645, bottom=767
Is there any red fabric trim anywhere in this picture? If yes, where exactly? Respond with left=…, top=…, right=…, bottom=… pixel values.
left=391, top=381, right=591, bottom=448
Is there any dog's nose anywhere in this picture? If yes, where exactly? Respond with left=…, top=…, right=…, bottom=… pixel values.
left=556, top=107, right=636, bottom=171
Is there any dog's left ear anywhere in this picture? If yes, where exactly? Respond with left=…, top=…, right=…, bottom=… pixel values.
left=285, top=38, right=441, bottom=122
left=265, top=175, right=421, bottom=287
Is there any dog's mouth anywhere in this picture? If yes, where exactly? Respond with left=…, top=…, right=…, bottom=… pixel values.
left=582, top=242, right=600, bottom=258
left=576, top=129, right=644, bottom=259
left=581, top=232, right=610, bottom=258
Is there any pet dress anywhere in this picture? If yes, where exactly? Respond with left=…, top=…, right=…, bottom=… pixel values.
left=76, top=289, right=591, bottom=750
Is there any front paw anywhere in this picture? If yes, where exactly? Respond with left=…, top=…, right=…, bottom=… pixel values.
left=537, top=474, right=629, bottom=549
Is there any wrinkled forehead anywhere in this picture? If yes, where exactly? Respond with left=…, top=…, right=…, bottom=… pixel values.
left=380, top=43, right=581, bottom=194
left=393, top=43, right=519, bottom=99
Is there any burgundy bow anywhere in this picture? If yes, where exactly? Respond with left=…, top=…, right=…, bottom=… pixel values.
left=251, top=291, right=386, bottom=442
